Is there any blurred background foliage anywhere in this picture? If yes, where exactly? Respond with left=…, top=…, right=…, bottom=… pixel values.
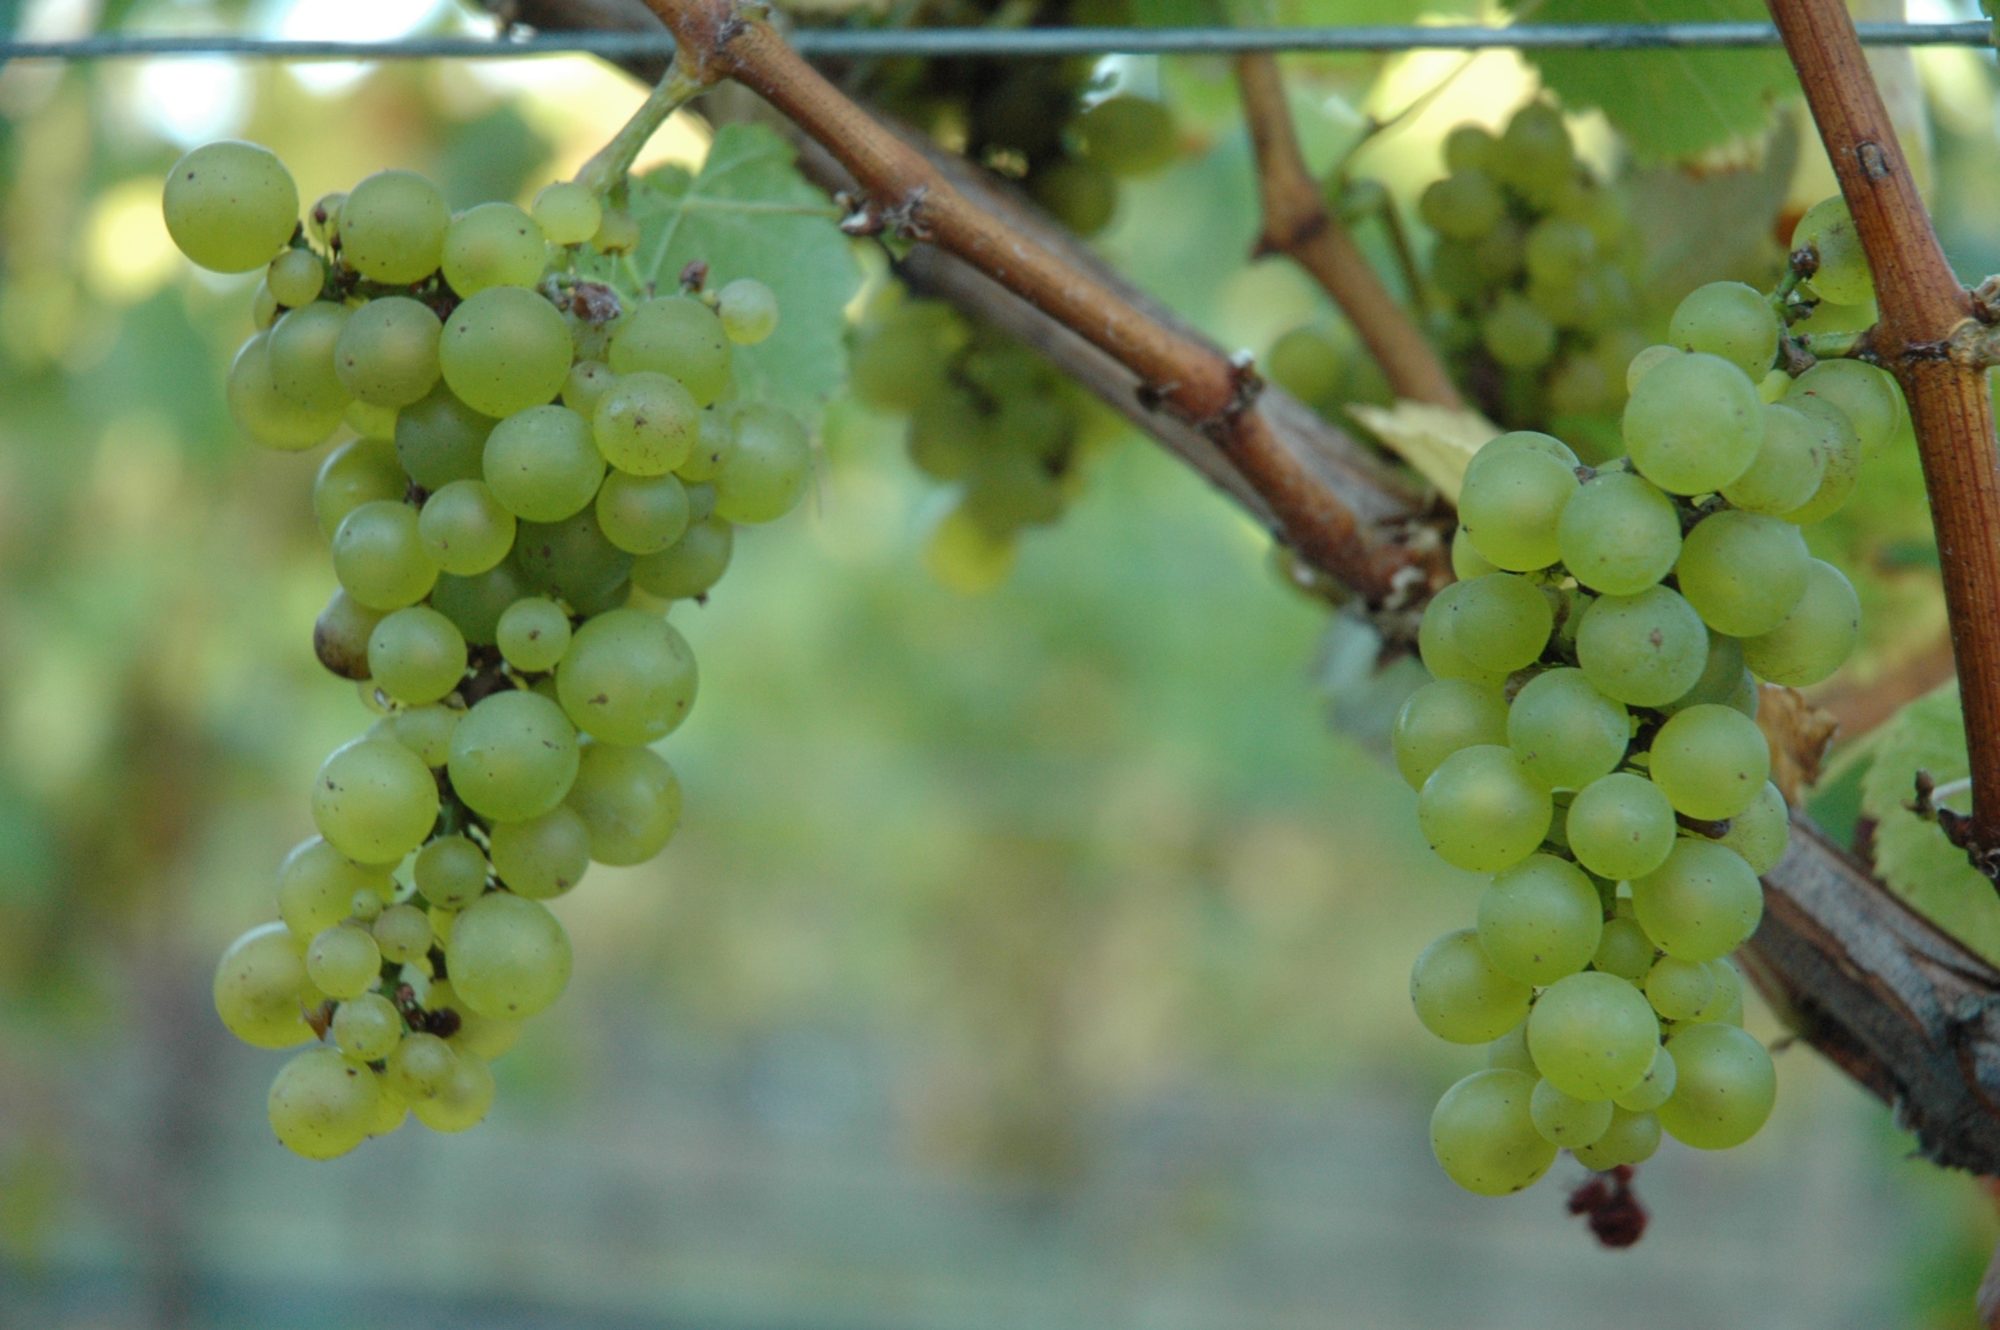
left=3, top=0, right=2000, bottom=1326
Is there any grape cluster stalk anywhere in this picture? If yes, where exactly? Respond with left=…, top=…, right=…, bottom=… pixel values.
left=171, top=138, right=810, bottom=1158
left=1398, top=200, right=1900, bottom=1197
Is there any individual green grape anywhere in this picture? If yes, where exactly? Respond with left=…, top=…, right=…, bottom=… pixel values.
left=1591, top=913, right=1658, bottom=985
left=1546, top=353, right=1617, bottom=418
left=1613, top=1045, right=1677, bottom=1113
left=1527, top=970, right=1659, bottom=1101
left=267, top=248, right=325, bottom=307
left=1457, top=433, right=1578, bottom=571
left=1506, top=668, right=1629, bottom=790
left=395, top=382, right=496, bottom=490
left=1410, top=929, right=1533, bottom=1045
left=372, top=903, right=433, bottom=964
left=314, top=589, right=383, bottom=682
left=512, top=507, right=633, bottom=607
left=1416, top=745, right=1552, bottom=873
left=1722, top=403, right=1826, bottom=516
left=418, top=479, right=516, bottom=576
left=1676, top=511, right=1809, bottom=638
left=532, top=181, right=601, bottom=247
left=1469, top=217, right=1525, bottom=285
left=446, top=892, right=572, bottom=1020
left=267, top=301, right=352, bottom=414
left=716, top=278, right=779, bottom=346
left=1262, top=326, right=1344, bottom=406
left=475, top=403, right=602, bottom=522
left=921, top=505, right=1019, bottom=595
left=1431, top=573, right=1554, bottom=674
left=608, top=295, right=732, bottom=406
left=1449, top=527, right=1499, bottom=580
left=1443, top=123, right=1497, bottom=172
left=335, top=296, right=443, bottom=410
left=1476, top=854, right=1603, bottom=986
left=251, top=279, right=279, bottom=330
left=1779, top=396, right=1863, bottom=524
left=631, top=517, right=733, bottom=601
left=339, top=170, right=450, bottom=285
left=414, top=834, right=490, bottom=909
left=1565, top=772, right=1677, bottom=881
left=227, top=331, right=343, bottom=451
left=1555, top=469, right=1680, bottom=595
left=1391, top=679, right=1508, bottom=789
left=566, top=741, right=683, bottom=865
left=441, top=202, right=546, bottom=296
left=366, top=606, right=467, bottom=706
left=1696, top=958, right=1746, bottom=1025
left=331, top=991, right=403, bottom=1062
left=1791, top=196, right=1873, bottom=305
left=314, top=439, right=407, bottom=541
left=1419, top=170, right=1505, bottom=241
left=276, top=836, right=391, bottom=940
left=1667, top=281, right=1780, bottom=379
left=348, top=889, right=386, bottom=924
left=678, top=408, right=736, bottom=484
left=1649, top=704, right=1771, bottom=822
left=1571, top=1107, right=1662, bottom=1170
left=1661, top=631, right=1758, bottom=718
left=1739, top=558, right=1860, bottom=687
left=488, top=805, right=592, bottom=900
left=562, top=360, right=617, bottom=421
left=311, top=737, right=439, bottom=863
left=387, top=1031, right=458, bottom=1101
left=1575, top=586, right=1709, bottom=707
left=555, top=608, right=698, bottom=745
left=1523, top=217, right=1596, bottom=286
left=162, top=141, right=298, bottom=273
left=410, top=1049, right=496, bottom=1132
left=430, top=562, right=527, bottom=646
left=1418, top=586, right=1511, bottom=685
left=1073, top=94, right=1176, bottom=176
left=214, top=922, right=315, bottom=1049
left=590, top=205, right=639, bottom=254
left=1630, top=839, right=1762, bottom=962
left=1481, top=293, right=1557, bottom=371
left=494, top=597, right=571, bottom=674
left=1495, top=102, right=1576, bottom=205
left=1530, top=1079, right=1614, bottom=1148
left=1624, top=344, right=1679, bottom=391
left=592, top=372, right=699, bottom=477
left=440, top=286, right=572, bottom=419
left=1622, top=351, right=1764, bottom=495
left=438, top=986, right=522, bottom=1061
left=1429, top=1069, right=1557, bottom=1196
left=1787, top=357, right=1901, bottom=460
left=305, top=923, right=381, bottom=1000
left=1486, top=1023, right=1538, bottom=1075
left=268, top=1046, right=382, bottom=1159
left=1644, top=954, right=1716, bottom=1022
left=1716, top=781, right=1791, bottom=875
left=596, top=469, right=691, bottom=555
left=332, top=500, right=437, bottom=612
left=447, top=689, right=580, bottom=822
left=1027, top=156, right=1118, bottom=235
left=1656, top=1023, right=1775, bottom=1149
left=713, top=404, right=812, bottom=524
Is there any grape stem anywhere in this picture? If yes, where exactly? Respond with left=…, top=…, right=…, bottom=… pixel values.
left=1769, top=0, right=2000, bottom=880
left=573, top=53, right=709, bottom=198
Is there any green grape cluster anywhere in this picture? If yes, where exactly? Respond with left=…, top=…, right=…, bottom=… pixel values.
left=172, top=141, right=811, bottom=1159
left=848, top=291, right=1118, bottom=591
left=1398, top=261, right=1899, bottom=1197
left=1418, top=103, right=1653, bottom=441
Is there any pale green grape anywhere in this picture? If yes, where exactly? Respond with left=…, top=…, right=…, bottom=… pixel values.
left=441, top=202, right=547, bottom=296
left=592, top=371, right=700, bottom=476
left=1262, top=327, right=1343, bottom=406
left=214, top=921, right=314, bottom=1049
left=1506, top=668, right=1629, bottom=789
left=1697, top=959, right=1746, bottom=1024
left=366, top=606, right=467, bottom=706
left=1739, top=558, right=1860, bottom=687
left=267, top=247, right=325, bottom=306
left=596, top=470, right=691, bottom=555
left=496, top=597, right=573, bottom=674
left=1622, top=351, right=1764, bottom=495
left=1656, top=1023, right=1775, bottom=1149
left=1529, top=1079, right=1614, bottom=1148
left=432, top=563, right=526, bottom=647
left=1450, top=527, right=1499, bottom=581
left=348, top=890, right=385, bottom=924
left=1526, top=970, right=1659, bottom=1100
left=716, top=278, right=779, bottom=346
left=1791, top=196, right=1873, bottom=305
left=1429, top=1069, right=1557, bottom=1196
left=335, top=296, right=443, bottom=409
left=1614, top=1045, right=1677, bottom=1112
left=1661, top=631, right=1758, bottom=718
left=489, top=805, right=592, bottom=899
left=411, top=1050, right=496, bottom=1132
left=555, top=608, right=698, bottom=745
left=1476, top=854, right=1603, bottom=985
left=227, top=331, right=343, bottom=451
left=1591, top=913, right=1657, bottom=984
left=532, top=181, right=602, bottom=246
left=1495, top=102, right=1575, bottom=205
left=1481, top=293, right=1557, bottom=371
left=562, top=360, right=616, bottom=420
left=1485, top=1025, right=1536, bottom=1077
left=1630, top=839, right=1762, bottom=962
left=1075, top=94, right=1177, bottom=175
left=566, top=741, right=682, bottom=865
left=1575, top=586, right=1708, bottom=707
left=446, top=689, right=580, bottom=821
left=314, top=589, right=383, bottom=681
left=443, top=997, right=523, bottom=1062
left=314, top=439, right=407, bottom=541
left=483, top=403, right=604, bottom=521
left=305, top=923, right=381, bottom=1000
left=1571, top=1107, right=1661, bottom=1170
left=446, top=892, right=572, bottom=1019
left=631, top=517, right=733, bottom=601
left=162, top=140, right=298, bottom=273
left=1565, top=772, right=1677, bottom=882
left=387, top=1031, right=457, bottom=1101
left=1676, top=511, right=1809, bottom=637
left=267, top=301, right=352, bottom=414
left=678, top=408, right=736, bottom=484
left=1028, top=156, right=1118, bottom=235
left=418, top=480, right=515, bottom=576
left=1555, top=470, right=1680, bottom=595
left=440, top=286, right=572, bottom=419
left=713, top=404, right=812, bottom=524
left=591, top=206, right=639, bottom=254
left=332, top=500, right=437, bottom=611
left=1410, top=929, right=1532, bottom=1045
left=1667, top=281, right=1779, bottom=379
left=1457, top=434, right=1578, bottom=571
left=277, top=836, right=390, bottom=940
left=1419, top=170, right=1504, bottom=241
left=331, top=991, right=403, bottom=1062
left=1443, top=124, right=1496, bottom=172
left=1391, top=679, right=1508, bottom=789
left=372, top=903, right=433, bottom=964
left=1432, top=573, right=1553, bottom=674
left=921, top=505, right=1019, bottom=595
left=251, top=279, right=279, bottom=330
left=268, top=1047, right=382, bottom=1159
left=609, top=295, right=732, bottom=406
left=848, top=300, right=962, bottom=411
left=1722, top=403, right=1826, bottom=515
left=1644, top=955, right=1715, bottom=1022
left=339, top=170, right=449, bottom=284
left=1416, top=588, right=1507, bottom=688
left=1624, top=344, right=1679, bottom=392
left=1523, top=216, right=1595, bottom=287
left=414, top=834, right=490, bottom=909
left=312, top=737, right=440, bottom=862
left=396, top=382, right=497, bottom=489
left=1417, top=745, right=1553, bottom=873
left=1717, top=781, right=1790, bottom=874
left=513, top=507, right=633, bottom=607
left=1649, top=703, right=1771, bottom=821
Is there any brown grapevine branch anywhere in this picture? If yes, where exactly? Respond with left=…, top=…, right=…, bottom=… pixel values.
left=1768, top=0, right=2000, bottom=877
left=1233, top=53, right=1464, bottom=410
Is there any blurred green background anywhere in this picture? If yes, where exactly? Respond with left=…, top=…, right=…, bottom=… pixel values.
left=4, top=1, right=2000, bottom=1327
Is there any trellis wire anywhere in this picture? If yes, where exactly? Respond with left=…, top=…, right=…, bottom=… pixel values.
left=0, top=21, right=1992, bottom=62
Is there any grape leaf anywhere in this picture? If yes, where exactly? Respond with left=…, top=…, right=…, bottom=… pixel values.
left=1857, top=685, right=2000, bottom=966
left=621, top=124, right=860, bottom=427
left=1503, top=0, right=1799, bottom=162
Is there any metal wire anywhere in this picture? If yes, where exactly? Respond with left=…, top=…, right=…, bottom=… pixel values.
left=0, top=21, right=1991, bottom=62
